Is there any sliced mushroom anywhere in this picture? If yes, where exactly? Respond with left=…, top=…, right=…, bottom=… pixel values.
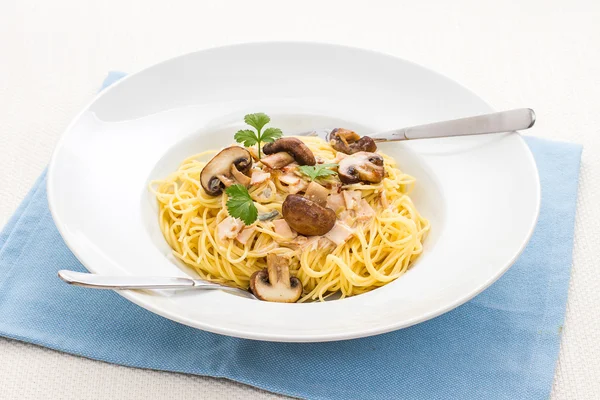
left=215, top=174, right=235, bottom=188
left=337, top=151, right=385, bottom=184
left=282, top=194, right=336, bottom=236
left=260, top=152, right=295, bottom=169
left=230, top=164, right=251, bottom=187
left=328, top=128, right=377, bottom=154
left=249, top=254, right=303, bottom=303
left=200, top=146, right=253, bottom=196
left=263, top=137, right=316, bottom=166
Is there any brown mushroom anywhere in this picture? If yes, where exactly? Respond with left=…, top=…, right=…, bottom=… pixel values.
left=230, top=164, right=251, bottom=187
left=328, top=128, right=377, bottom=154
left=282, top=194, right=336, bottom=236
left=260, top=152, right=295, bottom=169
left=249, top=254, right=303, bottom=303
left=200, top=146, right=253, bottom=196
left=337, top=152, right=385, bottom=184
left=263, top=137, right=316, bottom=166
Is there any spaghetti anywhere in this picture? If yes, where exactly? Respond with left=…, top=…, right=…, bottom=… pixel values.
left=151, top=136, right=429, bottom=302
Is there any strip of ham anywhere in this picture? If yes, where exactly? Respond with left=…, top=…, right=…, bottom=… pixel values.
left=338, top=210, right=356, bottom=227
left=324, top=222, right=354, bottom=246
left=356, top=199, right=376, bottom=221
left=217, top=216, right=244, bottom=241
left=236, top=226, right=256, bottom=245
left=278, top=172, right=301, bottom=186
left=273, top=219, right=298, bottom=241
left=287, top=179, right=308, bottom=194
left=250, top=170, right=271, bottom=185
left=327, top=192, right=346, bottom=212
left=343, top=190, right=362, bottom=210
left=281, top=162, right=300, bottom=173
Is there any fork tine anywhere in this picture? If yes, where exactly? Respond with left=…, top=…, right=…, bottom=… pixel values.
left=293, top=129, right=330, bottom=141
left=295, top=130, right=318, bottom=136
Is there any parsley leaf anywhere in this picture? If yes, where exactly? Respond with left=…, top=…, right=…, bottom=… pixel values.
left=261, top=127, right=283, bottom=143
left=234, top=129, right=258, bottom=147
left=298, top=163, right=338, bottom=181
left=225, top=184, right=258, bottom=225
left=244, top=113, right=270, bottom=132
left=234, top=113, right=283, bottom=159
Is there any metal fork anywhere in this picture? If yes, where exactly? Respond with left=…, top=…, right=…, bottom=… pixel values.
left=58, top=270, right=257, bottom=299
left=297, top=108, right=535, bottom=142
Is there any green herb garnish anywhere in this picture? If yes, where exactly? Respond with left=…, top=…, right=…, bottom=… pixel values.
left=234, top=113, right=282, bottom=159
left=298, top=164, right=338, bottom=181
left=225, top=184, right=258, bottom=225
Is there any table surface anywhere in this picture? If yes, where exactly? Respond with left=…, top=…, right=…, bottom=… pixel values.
left=1, top=1, right=599, bottom=399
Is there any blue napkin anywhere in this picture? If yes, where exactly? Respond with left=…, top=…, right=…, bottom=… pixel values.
left=0, top=72, right=582, bottom=400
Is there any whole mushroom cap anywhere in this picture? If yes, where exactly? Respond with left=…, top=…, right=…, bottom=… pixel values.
left=282, top=194, right=336, bottom=236
left=263, top=137, right=316, bottom=166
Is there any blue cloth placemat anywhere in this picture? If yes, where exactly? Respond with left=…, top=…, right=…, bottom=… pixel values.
left=0, top=72, right=582, bottom=400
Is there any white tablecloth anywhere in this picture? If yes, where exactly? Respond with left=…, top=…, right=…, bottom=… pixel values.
left=1, top=1, right=598, bottom=398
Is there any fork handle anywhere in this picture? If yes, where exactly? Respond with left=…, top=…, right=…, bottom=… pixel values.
left=58, top=270, right=196, bottom=289
left=58, top=270, right=257, bottom=299
left=370, top=108, right=536, bottom=141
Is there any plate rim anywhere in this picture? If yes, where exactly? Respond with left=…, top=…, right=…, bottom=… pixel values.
left=47, top=41, right=541, bottom=342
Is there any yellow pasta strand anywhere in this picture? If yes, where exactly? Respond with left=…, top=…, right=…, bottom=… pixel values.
left=150, top=136, right=429, bottom=302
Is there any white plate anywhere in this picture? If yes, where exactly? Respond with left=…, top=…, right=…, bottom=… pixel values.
left=48, top=42, right=540, bottom=342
